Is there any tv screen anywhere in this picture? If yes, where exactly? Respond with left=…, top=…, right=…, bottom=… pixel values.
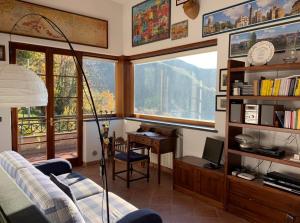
left=202, top=137, right=224, bottom=166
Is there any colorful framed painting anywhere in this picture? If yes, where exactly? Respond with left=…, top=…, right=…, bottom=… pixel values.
left=176, top=0, right=189, bottom=6
left=171, top=20, right=188, bottom=40
left=132, top=0, right=171, bottom=47
left=203, top=0, right=300, bottom=37
left=219, top=69, right=227, bottom=92
left=0, top=0, right=108, bottom=48
left=216, top=95, right=227, bottom=112
left=0, top=45, right=5, bottom=61
left=229, top=20, right=300, bottom=58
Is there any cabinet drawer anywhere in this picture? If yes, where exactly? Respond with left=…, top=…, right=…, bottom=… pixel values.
left=133, top=136, right=152, bottom=146
left=229, top=193, right=287, bottom=223
left=229, top=178, right=300, bottom=216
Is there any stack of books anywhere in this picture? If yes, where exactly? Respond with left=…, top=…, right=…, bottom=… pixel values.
left=275, top=109, right=300, bottom=129
left=253, top=75, right=300, bottom=96
left=241, top=83, right=254, bottom=95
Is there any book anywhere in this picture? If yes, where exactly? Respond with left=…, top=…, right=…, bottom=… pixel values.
left=275, top=111, right=284, bottom=128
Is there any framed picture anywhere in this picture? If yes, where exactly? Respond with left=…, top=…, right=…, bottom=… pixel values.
left=203, top=0, right=300, bottom=38
left=171, top=20, right=188, bottom=40
left=132, top=0, right=171, bottom=47
left=216, top=95, right=227, bottom=112
left=219, top=69, right=227, bottom=92
left=0, top=0, right=108, bottom=48
left=0, top=45, right=5, bottom=61
left=229, top=19, right=300, bottom=58
left=176, top=0, right=189, bottom=6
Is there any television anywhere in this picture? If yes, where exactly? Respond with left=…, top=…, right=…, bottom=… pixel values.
left=202, top=137, right=224, bottom=169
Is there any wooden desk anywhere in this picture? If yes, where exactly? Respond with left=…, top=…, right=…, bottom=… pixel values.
left=127, top=128, right=177, bottom=184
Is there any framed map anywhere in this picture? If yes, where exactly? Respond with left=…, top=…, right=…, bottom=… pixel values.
left=0, top=0, right=108, bottom=48
left=132, top=0, right=171, bottom=47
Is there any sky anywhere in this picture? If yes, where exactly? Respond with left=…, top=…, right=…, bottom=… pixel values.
left=179, top=52, right=218, bottom=69
left=231, top=21, right=300, bottom=44
left=204, top=0, right=297, bottom=25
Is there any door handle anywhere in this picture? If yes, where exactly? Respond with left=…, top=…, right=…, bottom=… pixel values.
left=50, top=118, right=54, bottom=127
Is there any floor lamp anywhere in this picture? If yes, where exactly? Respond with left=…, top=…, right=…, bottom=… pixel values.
left=0, top=13, right=110, bottom=223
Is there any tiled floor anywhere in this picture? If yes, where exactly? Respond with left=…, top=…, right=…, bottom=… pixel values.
left=75, top=161, right=249, bottom=223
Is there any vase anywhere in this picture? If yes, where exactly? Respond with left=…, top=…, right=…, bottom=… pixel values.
left=283, top=34, right=298, bottom=63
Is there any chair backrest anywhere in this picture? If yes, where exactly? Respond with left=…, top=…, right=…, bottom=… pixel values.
left=112, top=131, right=128, bottom=153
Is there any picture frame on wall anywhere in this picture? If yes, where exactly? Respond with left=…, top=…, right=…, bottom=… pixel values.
left=216, top=95, right=227, bottom=112
left=171, top=20, right=188, bottom=40
left=219, top=69, right=227, bottom=92
left=229, top=19, right=300, bottom=58
left=176, top=0, right=189, bottom=6
left=0, top=45, right=5, bottom=61
left=0, top=0, right=108, bottom=48
left=132, top=0, right=171, bottom=47
left=202, top=0, right=300, bottom=37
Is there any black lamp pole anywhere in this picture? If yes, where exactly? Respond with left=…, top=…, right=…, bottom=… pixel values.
left=10, top=13, right=110, bottom=223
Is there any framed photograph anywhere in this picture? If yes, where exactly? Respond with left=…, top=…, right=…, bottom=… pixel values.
left=229, top=20, right=300, bottom=58
left=132, top=0, right=171, bottom=47
left=171, top=20, right=188, bottom=40
left=203, top=0, right=300, bottom=38
left=176, top=0, right=189, bottom=6
left=0, top=45, right=5, bottom=61
left=219, top=69, right=227, bottom=92
left=216, top=95, right=227, bottom=112
left=0, top=0, right=108, bottom=48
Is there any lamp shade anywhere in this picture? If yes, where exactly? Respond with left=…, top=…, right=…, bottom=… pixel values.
left=0, top=64, right=48, bottom=107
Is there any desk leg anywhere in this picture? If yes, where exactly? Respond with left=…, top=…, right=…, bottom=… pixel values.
left=158, top=153, right=161, bottom=184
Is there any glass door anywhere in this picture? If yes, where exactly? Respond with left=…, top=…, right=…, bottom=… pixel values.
left=11, top=43, right=83, bottom=165
left=15, top=49, right=48, bottom=162
left=53, top=54, right=80, bottom=160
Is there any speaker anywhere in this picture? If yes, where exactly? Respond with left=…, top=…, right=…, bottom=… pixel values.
left=260, top=105, right=284, bottom=126
left=230, top=103, right=244, bottom=123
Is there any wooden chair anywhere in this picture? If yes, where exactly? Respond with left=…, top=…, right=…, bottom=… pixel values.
left=112, top=132, right=150, bottom=188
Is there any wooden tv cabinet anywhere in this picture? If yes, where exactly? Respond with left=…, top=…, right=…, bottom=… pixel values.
left=173, top=156, right=224, bottom=208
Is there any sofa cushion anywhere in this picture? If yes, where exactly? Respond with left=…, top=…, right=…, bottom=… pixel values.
left=16, top=167, right=85, bottom=223
left=58, top=172, right=103, bottom=200
left=77, top=192, right=137, bottom=223
left=0, top=151, right=32, bottom=178
left=50, top=174, right=77, bottom=203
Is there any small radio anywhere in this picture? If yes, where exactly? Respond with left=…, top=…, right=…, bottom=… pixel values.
left=245, top=104, right=260, bottom=124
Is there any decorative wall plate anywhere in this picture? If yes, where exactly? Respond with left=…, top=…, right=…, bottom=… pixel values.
left=247, top=41, right=275, bottom=66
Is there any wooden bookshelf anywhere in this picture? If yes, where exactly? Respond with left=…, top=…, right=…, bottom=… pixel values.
left=225, top=60, right=300, bottom=223
left=230, top=62, right=300, bottom=72
left=229, top=95, right=300, bottom=101
left=228, top=149, right=300, bottom=169
left=228, top=122, right=300, bottom=134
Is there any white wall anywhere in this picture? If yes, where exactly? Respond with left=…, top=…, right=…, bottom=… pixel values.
left=0, top=0, right=123, bottom=152
left=83, top=119, right=124, bottom=163
left=121, top=0, right=300, bottom=174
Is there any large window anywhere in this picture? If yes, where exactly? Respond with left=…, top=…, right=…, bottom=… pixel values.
left=134, top=51, right=217, bottom=123
left=83, top=57, right=116, bottom=116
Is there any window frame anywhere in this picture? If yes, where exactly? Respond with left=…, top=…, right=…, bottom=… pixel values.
left=82, top=55, right=118, bottom=119
left=128, top=39, right=218, bottom=127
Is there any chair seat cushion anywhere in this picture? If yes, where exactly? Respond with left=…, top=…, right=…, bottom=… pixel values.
left=114, top=151, right=148, bottom=162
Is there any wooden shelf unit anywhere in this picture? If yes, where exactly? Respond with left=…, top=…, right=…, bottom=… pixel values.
left=229, top=95, right=300, bottom=101
left=228, top=122, right=300, bottom=134
left=225, top=60, right=300, bottom=223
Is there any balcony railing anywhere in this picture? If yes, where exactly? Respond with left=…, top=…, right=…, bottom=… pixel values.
left=18, top=115, right=77, bottom=137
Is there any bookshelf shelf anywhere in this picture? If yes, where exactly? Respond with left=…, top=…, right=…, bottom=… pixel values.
left=225, top=60, right=300, bottom=221
left=229, top=96, right=300, bottom=101
left=228, top=149, right=300, bottom=169
left=230, top=63, right=300, bottom=72
left=228, top=122, right=300, bottom=134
